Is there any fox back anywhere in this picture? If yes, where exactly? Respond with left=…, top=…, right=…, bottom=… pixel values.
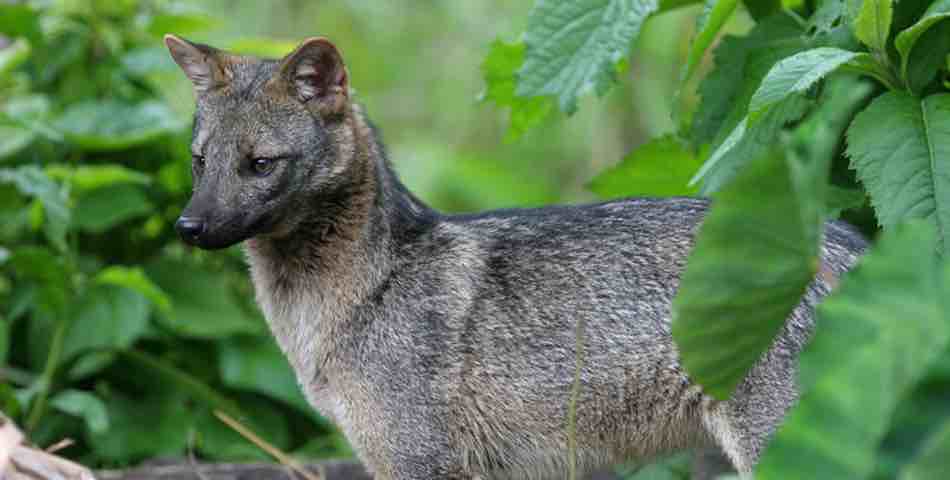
left=165, top=36, right=867, bottom=480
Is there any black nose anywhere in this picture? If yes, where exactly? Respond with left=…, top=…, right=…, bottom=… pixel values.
left=175, top=216, right=206, bottom=243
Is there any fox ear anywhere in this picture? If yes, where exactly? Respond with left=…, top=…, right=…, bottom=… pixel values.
left=164, top=34, right=226, bottom=93
left=278, top=37, right=348, bottom=112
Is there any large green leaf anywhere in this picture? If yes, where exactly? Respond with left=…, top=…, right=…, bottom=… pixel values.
left=672, top=78, right=864, bottom=399
left=218, top=335, right=314, bottom=416
left=899, top=416, right=950, bottom=480
left=49, top=389, right=109, bottom=434
left=147, top=258, right=265, bottom=338
left=587, top=135, right=702, bottom=198
left=748, top=47, right=865, bottom=120
left=895, top=0, right=950, bottom=81
left=73, top=184, right=153, bottom=233
left=53, top=100, right=183, bottom=151
left=846, top=92, right=950, bottom=255
left=0, top=166, right=70, bottom=250
left=682, top=0, right=739, bottom=83
left=672, top=149, right=822, bottom=400
left=759, top=222, right=950, bottom=479
left=61, top=284, right=150, bottom=362
left=481, top=39, right=555, bottom=142
left=853, top=0, right=893, bottom=52
left=516, top=0, right=660, bottom=114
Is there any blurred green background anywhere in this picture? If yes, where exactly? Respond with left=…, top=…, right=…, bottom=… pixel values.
left=0, top=0, right=718, bottom=467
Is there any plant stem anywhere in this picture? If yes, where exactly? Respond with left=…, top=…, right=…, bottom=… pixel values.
left=25, top=314, right=66, bottom=432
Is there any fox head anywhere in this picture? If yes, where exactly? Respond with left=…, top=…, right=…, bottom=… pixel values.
left=164, top=35, right=354, bottom=249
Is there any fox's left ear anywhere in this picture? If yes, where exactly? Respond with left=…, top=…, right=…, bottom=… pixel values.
left=276, top=37, right=348, bottom=114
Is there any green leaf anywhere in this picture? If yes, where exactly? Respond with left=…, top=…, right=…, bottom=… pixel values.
left=673, top=77, right=863, bottom=399
left=73, top=184, right=153, bottom=233
left=900, top=416, right=950, bottom=480
left=683, top=0, right=740, bottom=83
left=673, top=150, right=822, bottom=399
left=759, top=222, right=950, bottom=479
left=49, top=389, right=109, bottom=434
left=691, top=94, right=811, bottom=194
left=0, top=166, right=70, bottom=250
left=895, top=0, right=950, bottom=79
left=516, top=0, right=660, bottom=114
left=826, top=185, right=866, bottom=218
left=588, top=135, right=703, bottom=198
left=0, top=125, right=34, bottom=160
left=45, top=164, right=151, bottom=192
left=89, top=391, right=195, bottom=463
left=846, top=92, right=950, bottom=255
left=61, top=285, right=150, bottom=362
left=0, top=38, right=30, bottom=76
left=218, top=336, right=313, bottom=416
left=691, top=13, right=809, bottom=149
left=903, top=21, right=950, bottom=93
left=147, top=259, right=265, bottom=338
left=748, top=47, right=865, bottom=120
left=481, top=39, right=555, bottom=142
left=53, top=100, right=184, bottom=151
left=95, top=266, right=172, bottom=314
left=809, top=0, right=848, bottom=36
left=853, top=0, right=893, bottom=52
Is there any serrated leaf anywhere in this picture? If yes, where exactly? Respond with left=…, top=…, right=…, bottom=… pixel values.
left=748, top=47, right=865, bottom=120
left=691, top=13, right=809, bottom=148
left=692, top=95, right=811, bottom=194
left=53, top=100, right=184, bottom=151
left=895, top=0, right=950, bottom=80
left=904, top=21, right=950, bottom=93
left=899, top=416, right=950, bottom=480
left=683, top=0, right=740, bottom=83
left=49, top=390, right=109, bottom=434
left=846, top=92, right=950, bottom=254
left=588, top=135, right=702, bottom=198
left=146, top=258, right=264, bottom=338
left=759, top=222, right=950, bottom=479
left=95, top=266, right=172, bottom=314
left=481, top=39, right=555, bottom=142
left=854, top=0, right=893, bottom=52
left=45, top=164, right=151, bottom=192
left=73, top=184, right=152, bottom=233
left=0, top=166, right=70, bottom=250
left=517, top=0, right=660, bottom=114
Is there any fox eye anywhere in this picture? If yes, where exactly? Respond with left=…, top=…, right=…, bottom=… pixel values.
left=192, top=154, right=205, bottom=171
left=251, top=157, right=277, bottom=176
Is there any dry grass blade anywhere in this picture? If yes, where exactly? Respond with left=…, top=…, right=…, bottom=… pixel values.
left=213, top=410, right=321, bottom=480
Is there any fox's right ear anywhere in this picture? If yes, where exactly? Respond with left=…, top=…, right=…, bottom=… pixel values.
left=163, top=34, right=226, bottom=93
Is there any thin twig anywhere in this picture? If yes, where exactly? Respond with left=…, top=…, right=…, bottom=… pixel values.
left=214, top=410, right=321, bottom=480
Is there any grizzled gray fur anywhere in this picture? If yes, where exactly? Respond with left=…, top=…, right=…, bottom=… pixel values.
left=164, top=35, right=867, bottom=479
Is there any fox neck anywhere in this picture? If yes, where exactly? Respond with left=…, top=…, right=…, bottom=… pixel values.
left=244, top=103, right=436, bottom=386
